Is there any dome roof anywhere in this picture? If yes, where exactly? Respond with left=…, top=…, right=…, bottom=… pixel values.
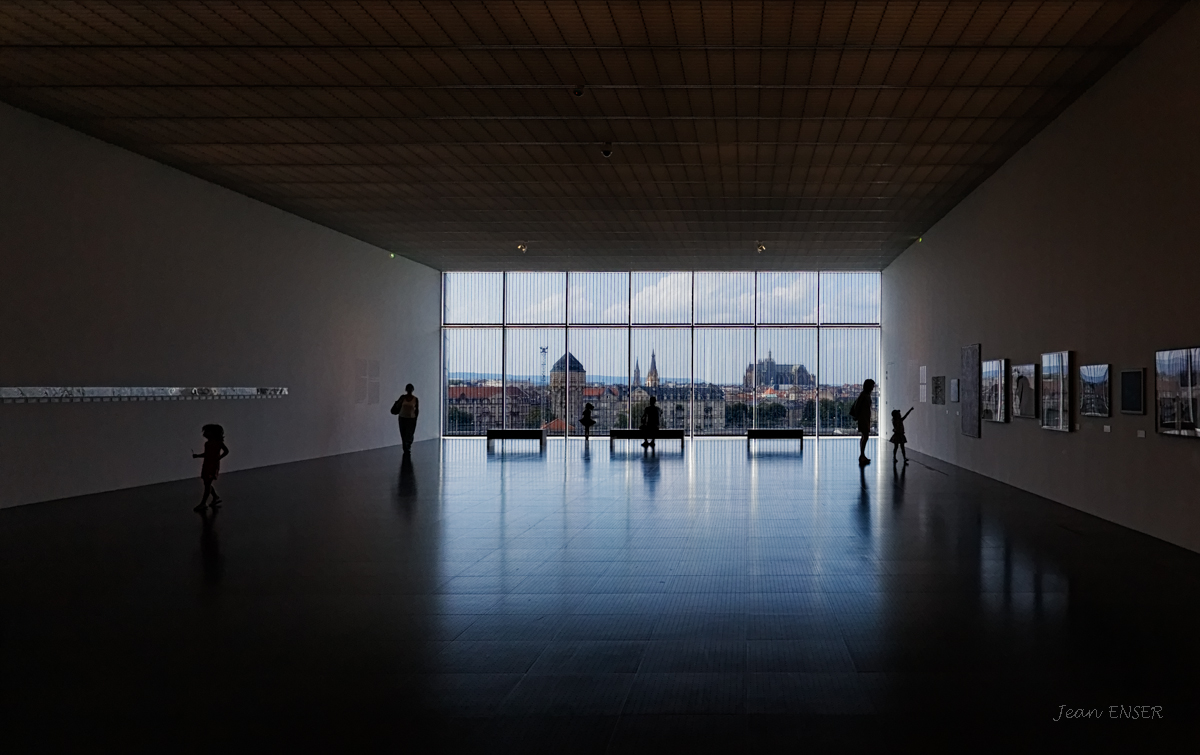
left=550, top=352, right=585, bottom=373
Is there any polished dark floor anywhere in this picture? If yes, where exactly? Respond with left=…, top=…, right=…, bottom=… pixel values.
left=2, top=438, right=1198, bottom=752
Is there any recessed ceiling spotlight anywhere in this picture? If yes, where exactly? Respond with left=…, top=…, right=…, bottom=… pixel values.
left=757, top=243, right=766, bottom=253
left=572, top=85, right=585, bottom=97
left=389, top=253, right=395, bottom=258
left=517, top=243, right=527, bottom=253
left=601, top=142, right=613, bottom=158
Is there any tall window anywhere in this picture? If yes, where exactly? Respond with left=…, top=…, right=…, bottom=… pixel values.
left=442, top=272, right=880, bottom=437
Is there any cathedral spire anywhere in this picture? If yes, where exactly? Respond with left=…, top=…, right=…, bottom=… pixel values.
left=646, top=350, right=660, bottom=387
left=633, top=359, right=641, bottom=387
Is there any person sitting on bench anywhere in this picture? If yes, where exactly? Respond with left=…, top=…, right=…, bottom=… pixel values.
left=640, top=396, right=662, bottom=448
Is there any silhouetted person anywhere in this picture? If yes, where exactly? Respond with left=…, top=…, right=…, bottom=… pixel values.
left=890, top=406, right=914, bottom=464
left=1015, top=373, right=1035, bottom=417
left=849, top=379, right=876, bottom=465
left=391, top=384, right=419, bottom=453
left=192, top=424, right=228, bottom=512
left=580, top=402, right=597, bottom=439
left=640, top=396, right=661, bottom=448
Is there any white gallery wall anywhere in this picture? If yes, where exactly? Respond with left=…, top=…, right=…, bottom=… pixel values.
left=883, top=2, right=1200, bottom=552
left=0, top=102, right=441, bottom=508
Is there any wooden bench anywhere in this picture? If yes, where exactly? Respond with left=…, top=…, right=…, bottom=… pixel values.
left=486, top=428, right=546, bottom=448
left=746, top=428, right=804, bottom=448
left=609, top=429, right=686, bottom=449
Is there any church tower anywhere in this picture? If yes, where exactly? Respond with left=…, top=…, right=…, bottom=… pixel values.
left=646, top=351, right=660, bottom=387
left=633, top=359, right=641, bottom=387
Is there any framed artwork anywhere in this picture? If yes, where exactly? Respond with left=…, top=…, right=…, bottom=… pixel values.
left=981, top=359, right=1008, bottom=422
left=931, top=376, right=946, bottom=405
left=1041, top=351, right=1071, bottom=432
left=1079, top=364, right=1111, bottom=418
left=961, top=344, right=981, bottom=438
left=1120, top=368, right=1145, bottom=415
left=950, top=378, right=960, bottom=403
left=1155, top=348, right=1200, bottom=437
left=1011, top=363, right=1038, bottom=419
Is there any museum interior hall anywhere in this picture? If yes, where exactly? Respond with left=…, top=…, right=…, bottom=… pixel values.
left=3, top=2, right=1199, bottom=751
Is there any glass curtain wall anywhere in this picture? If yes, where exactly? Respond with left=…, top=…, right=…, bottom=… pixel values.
left=442, top=271, right=880, bottom=438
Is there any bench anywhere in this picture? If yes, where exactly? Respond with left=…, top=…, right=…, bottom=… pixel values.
left=486, top=428, right=546, bottom=448
left=746, top=428, right=804, bottom=449
left=609, top=428, right=686, bottom=449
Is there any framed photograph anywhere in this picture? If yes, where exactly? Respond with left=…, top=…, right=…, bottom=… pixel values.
left=1079, top=364, right=1111, bottom=417
left=1120, top=369, right=1145, bottom=415
left=931, top=376, right=946, bottom=405
left=981, top=359, right=1008, bottom=422
left=1155, top=348, right=1200, bottom=437
left=961, top=344, right=981, bottom=438
left=1041, top=351, right=1071, bottom=432
left=950, top=378, right=960, bottom=403
left=1011, top=363, right=1038, bottom=419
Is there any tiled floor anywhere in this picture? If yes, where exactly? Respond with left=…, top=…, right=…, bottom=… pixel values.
left=2, top=438, right=1197, bottom=752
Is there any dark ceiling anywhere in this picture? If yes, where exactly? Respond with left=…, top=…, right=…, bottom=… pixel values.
left=0, top=1, right=1182, bottom=271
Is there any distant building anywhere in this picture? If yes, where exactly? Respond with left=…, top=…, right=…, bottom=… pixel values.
left=744, top=351, right=814, bottom=388
left=646, top=351, right=660, bottom=387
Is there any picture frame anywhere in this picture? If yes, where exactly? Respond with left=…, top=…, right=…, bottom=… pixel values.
left=981, top=359, right=1008, bottom=422
left=1041, top=351, right=1071, bottom=432
left=1120, top=368, right=1145, bottom=415
left=949, top=378, right=960, bottom=403
left=961, top=344, right=981, bottom=438
left=1155, top=348, right=1200, bottom=437
left=1011, top=363, right=1038, bottom=419
left=1079, top=364, right=1111, bottom=418
left=931, top=376, right=946, bottom=405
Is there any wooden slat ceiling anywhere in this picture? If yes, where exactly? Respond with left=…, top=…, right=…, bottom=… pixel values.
left=0, top=1, right=1182, bottom=271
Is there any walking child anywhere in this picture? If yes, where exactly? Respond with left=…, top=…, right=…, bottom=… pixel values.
left=580, top=402, right=597, bottom=439
left=890, top=407, right=914, bottom=465
left=193, top=424, right=229, bottom=512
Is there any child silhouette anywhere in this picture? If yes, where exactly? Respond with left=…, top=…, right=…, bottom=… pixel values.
left=580, top=402, right=597, bottom=439
left=890, top=407, right=914, bottom=465
left=193, top=424, right=229, bottom=512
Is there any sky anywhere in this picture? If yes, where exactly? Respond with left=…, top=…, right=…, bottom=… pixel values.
left=444, top=272, right=880, bottom=386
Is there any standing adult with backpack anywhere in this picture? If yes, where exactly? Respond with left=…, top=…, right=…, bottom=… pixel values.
left=391, top=384, right=420, bottom=454
left=849, top=379, right=876, bottom=466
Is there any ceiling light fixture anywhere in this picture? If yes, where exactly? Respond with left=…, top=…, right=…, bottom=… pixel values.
left=601, top=142, right=613, bottom=158
left=572, top=86, right=584, bottom=97
left=757, top=243, right=766, bottom=253
left=517, top=243, right=527, bottom=253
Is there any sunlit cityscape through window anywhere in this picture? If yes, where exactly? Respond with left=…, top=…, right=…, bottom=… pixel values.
left=443, top=272, right=880, bottom=437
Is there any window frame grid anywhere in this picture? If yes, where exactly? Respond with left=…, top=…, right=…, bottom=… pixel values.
left=442, top=272, right=880, bottom=439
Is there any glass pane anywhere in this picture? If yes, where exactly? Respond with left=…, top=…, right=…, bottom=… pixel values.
left=694, top=272, right=753, bottom=324
left=504, top=328, right=566, bottom=434
left=755, top=328, right=818, bottom=434
left=444, top=328, right=503, bottom=435
left=631, top=272, right=691, bottom=324
left=630, top=328, right=691, bottom=430
left=566, top=328, right=629, bottom=435
left=569, top=272, right=629, bottom=324
left=444, top=272, right=502, bottom=324
left=693, top=328, right=753, bottom=434
left=819, top=272, right=881, bottom=324
left=1156, top=348, right=1200, bottom=437
left=506, top=272, right=566, bottom=324
left=757, top=272, right=818, bottom=324
left=817, top=328, right=880, bottom=436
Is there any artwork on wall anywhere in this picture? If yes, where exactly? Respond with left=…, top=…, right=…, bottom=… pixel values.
left=1079, top=364, right=1111, bottom=418
left=961, top=344, right=981, bottom=438
left=1041, top=351, right=1071, bottom=431
left=950, top=379, right=960, bottom=403
left=1011, top=363, right=1038, bottom=419
left=1120, top=368, right=1145, bottom=415
left=931, top=376, right=946, bottom=405
left=1155, top=347, right=1200, bottom=437
left=981, top=359, right=1008, bottom=422
left=919, top=365, right=928, bottom=403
